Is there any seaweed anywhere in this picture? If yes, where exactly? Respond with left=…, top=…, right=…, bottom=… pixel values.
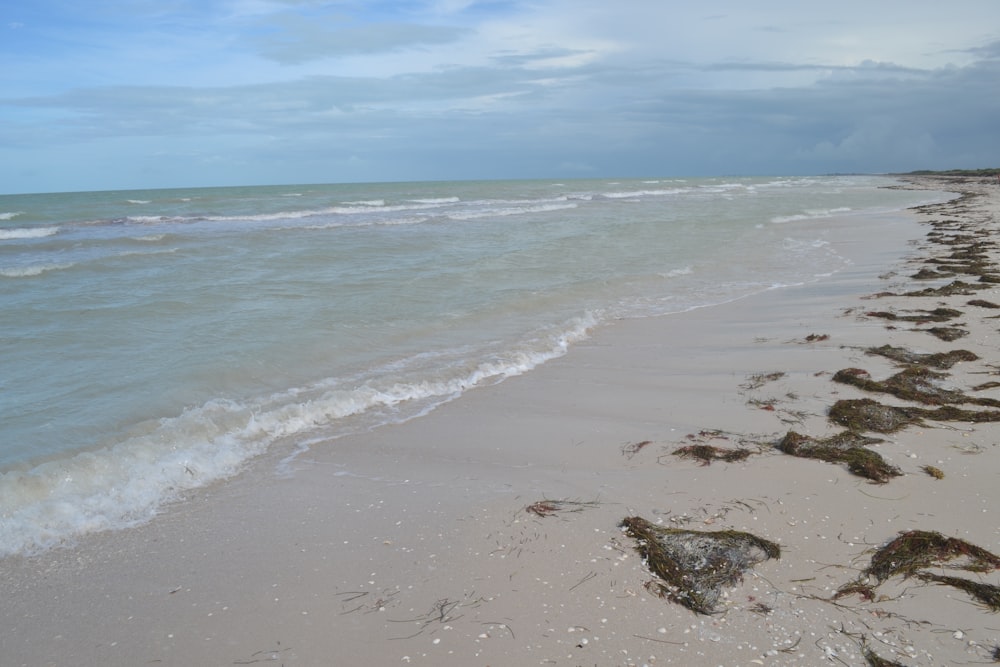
left=922, top=326, right=969, bottom=341
left=777, top=431, right=899, bottom=483
left=902, top=281, right=985, bottom=297
left=921, top=465, right=945, bottom=480
left=864, top=307, right=962, bottom=323
left=740, top=371, right=786, bottom=391
left=911, top=267, right=951, bottom=280
left=525, top=498, right=600, bottom=518
left=865, top=531, right=1000, bottom=583
left=672, top=444, right=752, bottom=466
left=829, top=398, right=1000, bottom=432
left=621, top=440, right=653, bottom=459
left=968, top=299, right=1000, bottom=309
left=832, top=366, right=1000, bottom=407
left=828, top=399, right=923, bottom=433
left=863, top=647, right=909, bottom=667
left=864, top=345, right=978, bottom=369
left=836, top=530, right=1000, bottom=608
left=619, top=516, right=780, bottom=615
left=917, top=572, right=1000, bottom=611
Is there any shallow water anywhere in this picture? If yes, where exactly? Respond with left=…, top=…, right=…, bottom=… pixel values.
left=0, top=175, right=941, bottom=556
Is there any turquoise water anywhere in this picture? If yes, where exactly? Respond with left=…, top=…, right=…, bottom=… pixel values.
left=0, top=176, right=940, bottom=556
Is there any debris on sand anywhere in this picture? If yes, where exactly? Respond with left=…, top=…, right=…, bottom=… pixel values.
left=828, top=398, right=1000, bottom=433
left=620, top=516, right=780, bottom=615
left=832, top=367, right=1000, bottom=407
left=864, top=307, right=962, bottom=323
left=864, top=345, right=979, bottom=369
left=828, top=399, right=923, bottom=433
left=836, top=530, right=1000, bottom=610
left=525, top=498, right=600, bottom=518
left=921, top=465, right=945, bottom=480
left=672, top=444, right=753, bottom=466
left=917, top=572, right=1000, bottom=611
left=776, top=431, right=899, bottom=483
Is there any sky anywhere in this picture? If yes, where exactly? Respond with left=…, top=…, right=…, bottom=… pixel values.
left=2, top=1, right=999, bottom=194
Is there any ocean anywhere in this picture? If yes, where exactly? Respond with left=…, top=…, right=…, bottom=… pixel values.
left=0, top=176, right=940, bottom=557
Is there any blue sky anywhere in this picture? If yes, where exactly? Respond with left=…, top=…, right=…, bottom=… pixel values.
left=2, top=1, right=999, bottom=193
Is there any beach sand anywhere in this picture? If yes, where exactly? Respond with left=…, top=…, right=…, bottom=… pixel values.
left=3, top=175, right=1000, bottom=666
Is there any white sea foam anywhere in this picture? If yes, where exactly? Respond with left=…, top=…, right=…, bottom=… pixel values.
left=126, top=199, right=151, bottom=205
left=771, top=207, right=852, bottom=223
left=661, top=266, right=693, bottom=278
left=0, top=315, right=595, bottom=557
left=0, top=226, right=59, bottom=240
left=1, top=262, right=74, bottom=278
left=446, top=202, right=578, bottom=220
left=600, top=188, right=688, bottom=199
left=0, top=211, right=24, bottom=221
left=407, top=197, right=459, bottom=204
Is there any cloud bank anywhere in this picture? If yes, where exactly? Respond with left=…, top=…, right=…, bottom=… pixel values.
left=1, top=1, right=998, bottom=192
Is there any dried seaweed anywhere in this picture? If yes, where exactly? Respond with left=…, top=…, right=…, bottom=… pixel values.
left=864, top=647, right=909, bottom=667
left=828, top=399, right=923, bottom=433
left=864, top=345, right=978, bottom=369
left=777, top=431, right=899, bottom=483
left=525, top=498, right=600, bottom=518
left=865, top=530, right=1000, bottom=583
left=672, top=444, right=753, bottom=466
left=902, top=280, right=985, bottom=297
left=917, top=572, right=1000, bottom=611
left=837, top=530, right=1000, bottom=608
left=740, top=371, right=786, bottom=391
left=864, top=307, right=962, bottom=323
left=922, top=326, right=969, bottom=341
left=921, top=465, right=945, bottom=480
left=828, top=398, right=1000, bottom=432
left=620, top=516, right=780, bottom=615
left=832, top=367, right=1000, bottom=407
left=968, top=299, right=1000, bottom=309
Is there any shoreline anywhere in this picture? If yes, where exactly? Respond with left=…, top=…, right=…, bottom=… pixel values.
left=3, top=175, right=1000, bottom=666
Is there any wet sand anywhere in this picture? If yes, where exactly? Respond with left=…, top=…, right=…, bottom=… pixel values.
left=3, top=175, right=1000, bottom=666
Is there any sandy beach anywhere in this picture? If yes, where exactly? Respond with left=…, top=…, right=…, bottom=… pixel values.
left=3, top=175, right=1000, bottom=666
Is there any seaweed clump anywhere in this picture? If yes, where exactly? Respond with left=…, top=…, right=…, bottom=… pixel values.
left=865, top=345, right=978, bottom=369
left=828, top=398, right=923, bottom=433
left=923, top=326, right=969, bottom=341
left=832, top=367, right=1000, bottom=407
left=619, top=516, right=780, bottom=615
left=917, top=572, right=1000, bottom=611
left=902, top=280, right=985, bottom=297
left=836, top=530, right=1000, bottom=609
left=830, top=398, right=1000, bottom=432
left=864, top=307, right=962, bottom=323
left=672, top=444, right=752, bottom=466
left=968, top=299, right=1000, bottom=309
left=777, top=431, right=899, bottom=483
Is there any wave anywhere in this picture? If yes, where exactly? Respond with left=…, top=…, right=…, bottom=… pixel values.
left=0, top=314, right=596, bottom=557
left=0, top=262, right=74, bottom=278
left=0, top=211, right=24, bottom=221
left=407, top=197, right=459, bottom=204
left=0, top=226, right=59, bottom=240
left=343, top=199, right=385, bottom=206
left=446, top=202, right=578, bottom=220
left=771, top=207, right=852, bottom=224
left=126, top=199, right=151, bottom=205
left=600, top=188, right=688, bottom=199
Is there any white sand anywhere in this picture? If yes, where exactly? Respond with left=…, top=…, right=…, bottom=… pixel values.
left=3, top=175, right=1000, bottom=666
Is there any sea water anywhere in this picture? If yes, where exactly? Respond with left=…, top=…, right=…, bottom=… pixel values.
left=0, top=176, right=940, bottom=556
